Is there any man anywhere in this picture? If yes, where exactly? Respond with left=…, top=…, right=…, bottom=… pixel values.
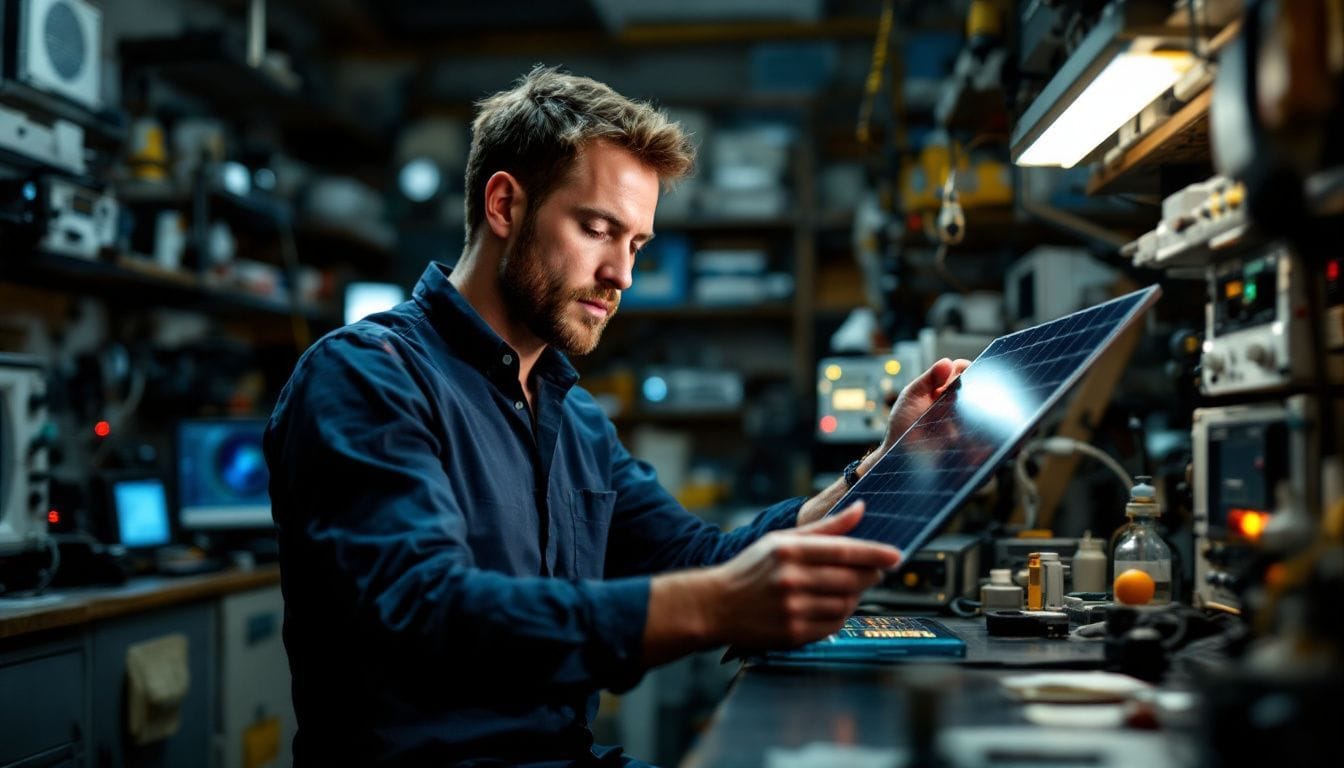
left=265, top=66, right=969, bottom=767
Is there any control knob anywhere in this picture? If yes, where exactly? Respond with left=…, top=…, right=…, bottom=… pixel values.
left=1245, top=343, right=1274, bottom=369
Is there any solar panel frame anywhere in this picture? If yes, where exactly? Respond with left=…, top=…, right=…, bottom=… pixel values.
left=830, top=285, right=1162, bottom=557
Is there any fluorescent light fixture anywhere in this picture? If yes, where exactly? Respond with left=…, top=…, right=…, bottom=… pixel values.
left=1010, top=0, right=1197, bottom=168
left=1017, top=52, right=1194, bottom=168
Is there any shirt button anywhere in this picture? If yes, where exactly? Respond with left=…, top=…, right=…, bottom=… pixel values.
left=502, top=354, right=513, bottom=365
left=514, top=400, right=525, bottom=410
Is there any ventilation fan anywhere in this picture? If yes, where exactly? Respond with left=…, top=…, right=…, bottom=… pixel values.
left=10, top=0, right=102, bottom=111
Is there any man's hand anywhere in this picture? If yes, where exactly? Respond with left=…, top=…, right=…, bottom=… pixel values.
left=796, top=357, right=970, bottom=527
left=643, top=501, right=901, bottom=665
left=880, top=356, right=971, bottom=451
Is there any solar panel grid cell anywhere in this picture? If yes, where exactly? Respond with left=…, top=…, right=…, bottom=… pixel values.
left=832, top=287, right=1161, bottom=555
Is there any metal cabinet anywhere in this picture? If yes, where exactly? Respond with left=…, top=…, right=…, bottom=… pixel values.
left=88, top=602, right=217, bottom=768
left=217, top=586, right=294, bottom=768
left=0, top=634, right=88, bottom=768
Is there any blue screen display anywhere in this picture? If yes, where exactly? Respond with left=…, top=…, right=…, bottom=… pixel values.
left=114, top=479, right=171, bottom=548
left=177, top=419, right=273, bottom=529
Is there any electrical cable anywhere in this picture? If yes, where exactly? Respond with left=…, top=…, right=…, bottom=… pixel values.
left=856, top=0, right=895, bottom=148
left=90, top=347, right=148, bottom=468
left=933, top=242, right=971, bottom=295
left=0, top=536, right=60, bottom=598
left=33, top=535, right=59, bottom=595
left=1015, top=437, right=1135, bottom=529
left=278, top=214, right=313, bottom=352
left=949, top=596, right=981, bottom=618
left=1187, top=0, right=1211, bottom=62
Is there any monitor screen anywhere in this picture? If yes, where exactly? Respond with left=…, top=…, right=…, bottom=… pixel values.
left=113, top=478, right=172, bottom=549
left=344, top=282, right=406, bottom=325
left=176, top=418, right=273, bottom=530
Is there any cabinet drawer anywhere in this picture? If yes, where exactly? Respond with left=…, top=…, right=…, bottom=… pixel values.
left=0, top=646, right=85, bottom=765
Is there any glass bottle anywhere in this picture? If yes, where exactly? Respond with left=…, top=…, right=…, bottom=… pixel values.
left=1112, top=476, right=1173, bottom=604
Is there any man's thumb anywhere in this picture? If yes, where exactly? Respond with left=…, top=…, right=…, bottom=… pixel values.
left=803, top=499, right=865, bottom=535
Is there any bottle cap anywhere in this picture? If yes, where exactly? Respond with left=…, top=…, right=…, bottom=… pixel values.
left=1126, top=475, right=1161, bottom=517
left=1079, top=531, right=1103, bottom=551
left=1038, top=552, right=1060, bottom=561
left=1129, top=475, right=1157, bottom=502
left=990, top=568, right=1012, bottom=585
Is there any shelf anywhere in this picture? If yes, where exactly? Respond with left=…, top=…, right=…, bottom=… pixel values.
left=1086, top=87, right=1214, bottom=196
left=814, top=211, right=856, bottom=232
left=658, top=216, right=803, bottom=234
left=119, top=32, right=389, bottom=169
left=613, top=410, right=743, bottom=427
left=935, top=48, right=1010, bottom=132
left=0, top=250, right=335, bottom=325
left=118, top=179, right=289, bottom=233
left=118, top=180, right=394, bottom=270
left=0, top=80, right=128, bottom=149
left=900, top=205, right=1059, bottom=249
left=339, top=17, right=881, bottom=59
left=619, top=303, right=794, bottom=321
left=295, top=219, right=396, bottom=270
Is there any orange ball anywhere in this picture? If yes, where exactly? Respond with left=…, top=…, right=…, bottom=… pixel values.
left=1114, top=568, right=1156, bottom=605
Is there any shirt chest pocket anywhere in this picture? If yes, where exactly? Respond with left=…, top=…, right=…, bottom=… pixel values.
left=570, top=488, right=616, bottom=579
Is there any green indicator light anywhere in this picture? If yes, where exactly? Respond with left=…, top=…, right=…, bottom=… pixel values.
left=1245, top=282, right=1258, bottom=303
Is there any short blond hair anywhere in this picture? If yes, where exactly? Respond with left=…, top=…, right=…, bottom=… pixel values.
left=464, top=66, right=695, bottom=243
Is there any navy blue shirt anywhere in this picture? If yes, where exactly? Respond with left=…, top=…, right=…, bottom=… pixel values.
left=265, top=262, right=804, bottom=766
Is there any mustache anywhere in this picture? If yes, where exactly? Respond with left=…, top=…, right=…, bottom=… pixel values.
left=575, top=287, right=620, bottom=309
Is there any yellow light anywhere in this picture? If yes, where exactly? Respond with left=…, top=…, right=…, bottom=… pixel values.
left=1017, top=52, right=1194, bottom=168
left=832, top=388, right=868, bottom=411
left=824, top=364, right=843, bottom=381
left=884, top=359, right=901, bottom=376
left=1225, top=280, right=1243, bottom=300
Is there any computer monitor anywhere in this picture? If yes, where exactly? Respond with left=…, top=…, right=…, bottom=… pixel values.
left=175, top=418, right=273, bottom=530
left=344, top=282, right=406, bottom=325
left=110, top=476, right=173, bottom=550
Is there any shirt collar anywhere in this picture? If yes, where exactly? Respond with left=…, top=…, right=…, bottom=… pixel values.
left=412, top=262, right=579, bottom=391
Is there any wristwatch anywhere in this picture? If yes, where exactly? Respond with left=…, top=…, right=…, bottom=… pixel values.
left=842, top=458, right=864, bottom=488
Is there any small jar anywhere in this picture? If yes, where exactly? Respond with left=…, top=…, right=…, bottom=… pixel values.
left=1071, top=531, right=1108, bottom=594
left=980, top=568, right=1023, bottom=611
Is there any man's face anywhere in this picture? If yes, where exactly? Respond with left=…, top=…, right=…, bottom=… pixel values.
left=498, top=140, right=659, bottom=356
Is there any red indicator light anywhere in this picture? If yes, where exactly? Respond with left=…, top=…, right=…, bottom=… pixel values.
left=94, top=420, right=111, bottom=438
left=48, top=509, right=60, bottom=525
left=1328, top=259, right=1340, bottom=282
left=819, top=415, right=838, bottom=434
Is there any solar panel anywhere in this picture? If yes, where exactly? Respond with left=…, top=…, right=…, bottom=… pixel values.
left=834, top=285, right=1162, bottom=553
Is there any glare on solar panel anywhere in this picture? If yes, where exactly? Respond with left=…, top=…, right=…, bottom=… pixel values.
left=831, top=286, right=1162, bottom=555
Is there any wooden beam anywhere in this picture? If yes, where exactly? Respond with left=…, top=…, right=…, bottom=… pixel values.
left=1023, top=293, right=1146, bottom=529
left=338, top=18, right=881, bottom=61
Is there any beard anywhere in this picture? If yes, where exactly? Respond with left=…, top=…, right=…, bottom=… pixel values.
left=498, top=212, right=619, bottom=356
